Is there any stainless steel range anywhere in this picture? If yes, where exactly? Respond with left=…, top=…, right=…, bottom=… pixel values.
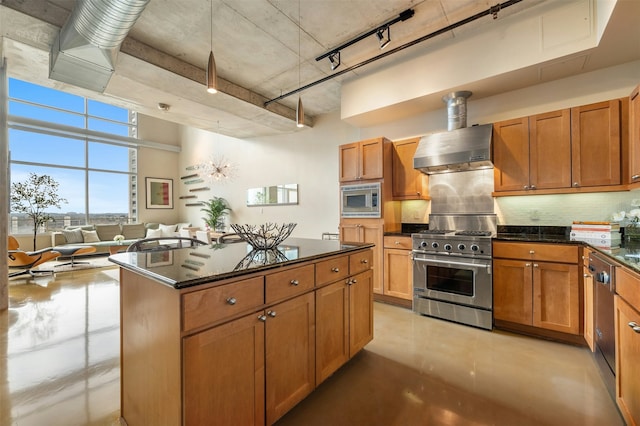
left=412, top=214, right=496, bottom=330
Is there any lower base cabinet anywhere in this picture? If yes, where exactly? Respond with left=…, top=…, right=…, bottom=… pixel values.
left=382, top=236, right=413, bottom=301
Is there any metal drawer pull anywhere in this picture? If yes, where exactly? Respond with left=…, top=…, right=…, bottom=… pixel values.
left=268, top=310, right=276, bottom=318
left=258, top=315, right=267, bottom=322
left=290, top=279, right=299, bottom=286
left=226, top=297, right=237, bottom=305
left=529, top=250, right=535, bottom=254
left=632, top=174, right=640, bottom=180
left=361, top=259, right=368, bottom=264
left=331, top=267, right=340, bottom=272
left=351, top=279, right=357, bottom=284
left=629, top=322, right=640, bottom=333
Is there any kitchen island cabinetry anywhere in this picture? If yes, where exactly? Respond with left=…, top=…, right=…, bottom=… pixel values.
left=339, top=137, right=389, bottom=182
left=391, top=137, right=429, bottom=200
left=493, top=242, right=582, bottom=340
left=113, top=239, right=373, bottom=426
left=630, top=83, right=640, bottom=185
left=613, top=266, right=640, bottom=426
left=382, top=235, right=413, bottom=304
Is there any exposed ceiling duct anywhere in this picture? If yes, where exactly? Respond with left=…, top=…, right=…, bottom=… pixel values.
left=49, top=0, right=150, bottom=92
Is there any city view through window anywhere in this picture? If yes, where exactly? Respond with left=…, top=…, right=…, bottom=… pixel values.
left=8, top=78, right=138, bottom=234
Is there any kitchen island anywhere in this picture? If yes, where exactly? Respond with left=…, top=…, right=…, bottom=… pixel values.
left=109, top=238, right=374, bottom=426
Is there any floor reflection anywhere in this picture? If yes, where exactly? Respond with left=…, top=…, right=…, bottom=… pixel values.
left=2, top=268, right=121, bottom=426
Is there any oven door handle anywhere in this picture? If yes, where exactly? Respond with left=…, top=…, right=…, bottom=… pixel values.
left=413, top=256, right=491, bottom=271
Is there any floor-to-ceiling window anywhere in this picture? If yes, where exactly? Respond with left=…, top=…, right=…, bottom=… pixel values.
left=7, top=78, right=138, bottom=234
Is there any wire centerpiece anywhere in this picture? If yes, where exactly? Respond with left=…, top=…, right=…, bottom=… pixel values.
left=230, top=223, right=296, bottom=249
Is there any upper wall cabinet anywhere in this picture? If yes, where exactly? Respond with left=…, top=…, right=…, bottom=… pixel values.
left=493, top=109, right=571, bottom=192
left=339, top=137, right=387, bottom=182
left=391, top=137, right=429, bottom=200
left=493, top=99, right=624, bottom=194
left=629, top=84, right=640, bottom=185
left=571, top=100, right=621, bottom=187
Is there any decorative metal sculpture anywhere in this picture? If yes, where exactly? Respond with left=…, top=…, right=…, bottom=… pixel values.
left=230, top=222, right=296, bottom=250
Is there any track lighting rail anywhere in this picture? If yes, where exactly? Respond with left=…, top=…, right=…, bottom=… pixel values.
left=314, top=8, right=414, bottom=62
left=264, top=0, right=522, bottom=108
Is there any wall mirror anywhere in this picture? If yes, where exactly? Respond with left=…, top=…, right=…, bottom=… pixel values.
left=247, top=184, right=298, bottom=206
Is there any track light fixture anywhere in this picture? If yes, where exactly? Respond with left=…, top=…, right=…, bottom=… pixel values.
left=376, top=26, right=390, bottom=50
left=328, top=51, right=340, bottom=71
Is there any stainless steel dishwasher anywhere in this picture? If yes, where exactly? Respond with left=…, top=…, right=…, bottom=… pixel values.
left=588, top=252, right=616, bottom=399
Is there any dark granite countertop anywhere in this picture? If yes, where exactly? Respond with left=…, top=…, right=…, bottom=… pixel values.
left=108, top=237, right=373, bottom=289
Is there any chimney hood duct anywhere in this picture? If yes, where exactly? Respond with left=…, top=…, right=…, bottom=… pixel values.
left=49, top=0, right=150, bottom=92
left=413, top=91, right=493, bottom=175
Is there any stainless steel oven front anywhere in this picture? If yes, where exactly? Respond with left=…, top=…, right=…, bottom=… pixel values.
left=413, top=251, right=493, bottom=330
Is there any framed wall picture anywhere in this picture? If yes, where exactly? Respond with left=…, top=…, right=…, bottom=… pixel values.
left=146, top=177, right=173, bottom=209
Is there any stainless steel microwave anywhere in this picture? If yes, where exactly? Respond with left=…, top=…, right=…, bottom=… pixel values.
left=340, top=182, right=381, bottom=218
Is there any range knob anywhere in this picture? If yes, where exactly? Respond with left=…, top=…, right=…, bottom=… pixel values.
left=457, top=243, right=466, bottom=251
left=470, top=244, right=480, bottom=252
left=431, top=242, right=439, bottom=249
left=420, top=241, right=428, bottom=248
left=444, top=243, right=452, bottom=251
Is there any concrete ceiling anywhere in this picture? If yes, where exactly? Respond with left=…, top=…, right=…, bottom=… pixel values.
left=1, top=0, right=639, bottom=139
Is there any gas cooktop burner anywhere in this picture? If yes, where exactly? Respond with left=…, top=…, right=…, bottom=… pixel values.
left=455, top=230, right=493, bottom=236
left=418, top=229, right=455, bottom=235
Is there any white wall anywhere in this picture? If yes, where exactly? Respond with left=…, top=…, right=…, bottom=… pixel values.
left=178, top=112, right=360, bottom=238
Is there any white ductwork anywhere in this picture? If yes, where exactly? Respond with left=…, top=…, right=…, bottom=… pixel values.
left=49, top=0, right=149, bottom=92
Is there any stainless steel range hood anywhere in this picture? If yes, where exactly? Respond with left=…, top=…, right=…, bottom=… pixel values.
left=413, top=91, right=493, bottom=175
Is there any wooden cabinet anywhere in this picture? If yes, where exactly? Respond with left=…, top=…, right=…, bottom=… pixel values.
left=391, top=137, right=429, bottom=200
left=339, top=137, right=386, bottom=182
left=630, top=84, right=640, bottom=184
left=316, top=259, right=373, bottom=385
left=493, top=110, right=571, bottom=192
left=382, top=235, right=413, bottom=300
left=614, top=267, right=640, bottom=426
left=120, top=247, right=374, bottom=426
left=494, top=99, right=624, bottom=194
left=265, top=292, right=315, bottom=425
left=571, top=100, right=621, bottom=187
left=493, top=242, right=581, bottom=336
left=340, top=219, right=383, bottom=294
left=583, top=248, right=595, bottom=352
left=183, top=312, right=265, bottom=426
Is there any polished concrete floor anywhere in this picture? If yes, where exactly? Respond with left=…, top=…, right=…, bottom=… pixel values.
left=1, top=267, right=624, bottom=426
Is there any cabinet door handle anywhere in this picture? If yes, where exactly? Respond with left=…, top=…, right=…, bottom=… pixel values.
left=629, top=322, right=640, bottom=333
left=267, top=310, right=276, bottom=318
left=632, top=174, right=640, bottom=181
left=584, top=274, right=591, bottom=278
left=351, top=279, right=357, bottom=285
left=533, top=263, right=539, bottom=268
left=361, top=259, right=369, bottom=264
left=226, top=297, right=237, bottom=305
left=258, top=314, right=267, bottom=322
left=331, top=267, right=340, bottom=273
left=290, top=279, right=299, bottom=286
left=525, top=263, right=531, bottom=267
left=417, top=192, right=421, bottom=196
left=523, top=185, right=529, bottom=190
left=530, top=184, right=536, bottom=189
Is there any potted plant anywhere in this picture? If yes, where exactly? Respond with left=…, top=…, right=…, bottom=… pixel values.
left=200, top=197, right=231, bottom=232
left=10, top=173, right=68, bottom=250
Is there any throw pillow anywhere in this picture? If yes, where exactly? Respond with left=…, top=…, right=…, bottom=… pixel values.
left=82, top=230, right=100, bottom=243
left=63, top=228, right=84, bottom=244
left=159, top=223, right=177, bottom=237
left=176, top=222, right=191, bottom=231
left=146, top=228, right=163, bottom=238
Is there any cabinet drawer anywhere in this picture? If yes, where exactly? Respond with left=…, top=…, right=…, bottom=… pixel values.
left=350, top=249, right=373, bottom=275
left=316, top=255, right=350, bottom=286
left=383, top=236, right=412, bottom=249
left=183, top=277, right=264, bottom=331
left=493, top=242, right=578, bottom=263
left=616, top=266, right=640, bottom=310
left=266, top=264, right=315, bottom=304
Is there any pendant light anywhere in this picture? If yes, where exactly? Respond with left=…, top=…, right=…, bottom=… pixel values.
left=206, top=0, right=218, bottom=94
left=296, top=0, right=304, bottom=128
